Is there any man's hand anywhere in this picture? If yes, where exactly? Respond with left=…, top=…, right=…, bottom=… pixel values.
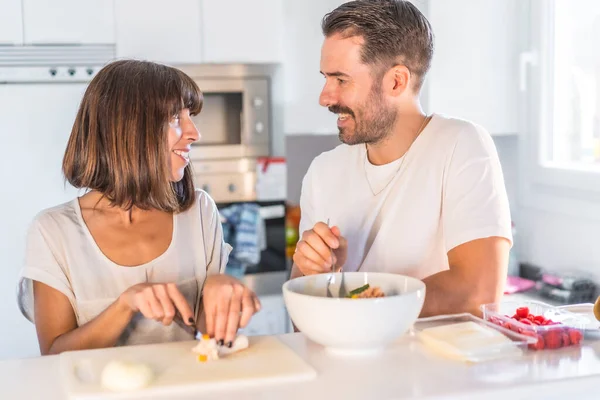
left=292, top=221, right=347, bottom=276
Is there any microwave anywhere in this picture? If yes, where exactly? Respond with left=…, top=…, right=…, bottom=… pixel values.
left=176, top=67, right=271, bottom=161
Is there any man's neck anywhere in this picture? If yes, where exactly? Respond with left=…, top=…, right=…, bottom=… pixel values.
left=365, top=111, right=429, bottom=166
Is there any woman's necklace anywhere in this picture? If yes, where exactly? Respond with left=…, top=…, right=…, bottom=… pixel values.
left=364, top=115, right=431, bottom=197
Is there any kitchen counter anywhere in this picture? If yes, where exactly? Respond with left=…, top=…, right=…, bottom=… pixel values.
left=2, top=332, right=600, bottom=400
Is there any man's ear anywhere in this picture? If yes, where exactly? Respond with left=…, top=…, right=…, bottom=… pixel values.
left=381, top=65, right=410, bottom=97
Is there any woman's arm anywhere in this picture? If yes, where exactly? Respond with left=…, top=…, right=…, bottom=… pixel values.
left=33, top=281, right=195, bottom=355
left=33, top=281, right=134, bottom=355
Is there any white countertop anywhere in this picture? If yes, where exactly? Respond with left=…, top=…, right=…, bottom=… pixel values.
left=1, top=332, right=600, bottom=400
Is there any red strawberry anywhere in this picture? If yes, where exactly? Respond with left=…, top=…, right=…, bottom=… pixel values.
left=525, top=332, right=545, bottom=350
left=516, top=307, right=529, bottom=319
left=520, top=319, right=533, bottom=325
left=562, top=332, right=571, bottom=346
left=534, top=315, right=546, bottom=324
left=569, top=329, right=583, bottom=345
left=527, top=314, right=535, bottom=322
left=545, top=331, right=562, bottom=349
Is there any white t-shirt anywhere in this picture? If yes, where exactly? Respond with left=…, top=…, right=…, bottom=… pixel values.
left=17, top=189, right=232, bottom=346
left=298, top=113, right=512, bottom=279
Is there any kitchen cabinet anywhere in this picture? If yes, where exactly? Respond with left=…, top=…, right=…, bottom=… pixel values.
left=202, top=0, right=284, bottom=64
left=0, top=83, right=85, bottom=359
left=115, top=0, right=203, bottom=64
left=22, top=0, right=115, bottom=44
left=281, top=0, right=342, bottom=135
left=426, top=0, right=519, bottom=135
left=0, top=0, right=23, bottom=45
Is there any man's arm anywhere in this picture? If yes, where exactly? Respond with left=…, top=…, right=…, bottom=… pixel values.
left=420, top=236, right=510, bottom=318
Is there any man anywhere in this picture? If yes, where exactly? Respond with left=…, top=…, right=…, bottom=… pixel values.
left=290, top=0, right=512, bottom=317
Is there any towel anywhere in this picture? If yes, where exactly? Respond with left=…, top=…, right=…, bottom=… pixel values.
left=220, top=203, right=265, bottom=276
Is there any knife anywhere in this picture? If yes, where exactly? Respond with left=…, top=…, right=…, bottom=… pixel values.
left=173, top=312, right=198, bottom=338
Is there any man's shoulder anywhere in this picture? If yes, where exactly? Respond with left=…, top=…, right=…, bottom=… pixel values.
left=431, top=113, right=492, bottom=145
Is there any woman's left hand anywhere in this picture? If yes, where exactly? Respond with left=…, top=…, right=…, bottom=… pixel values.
left=202, top=274, right=261, bottom=346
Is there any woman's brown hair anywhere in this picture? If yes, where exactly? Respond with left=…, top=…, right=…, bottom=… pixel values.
left=62, top=59, right=202, bottom=213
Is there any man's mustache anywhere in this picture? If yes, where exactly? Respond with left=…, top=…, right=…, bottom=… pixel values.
left=328, top=105, right=354, bottom=117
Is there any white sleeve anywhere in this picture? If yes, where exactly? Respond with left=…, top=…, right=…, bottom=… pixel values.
left=198, top=192, right=232, bottom=277
left=17, top=217, right=76, bottom=323
left=442, top=124, right=513, bottom=252
left=298, top=160, right=319, bottom=238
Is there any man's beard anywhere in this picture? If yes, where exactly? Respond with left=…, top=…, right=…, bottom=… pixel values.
left=329, top=87, right=397, bottom=146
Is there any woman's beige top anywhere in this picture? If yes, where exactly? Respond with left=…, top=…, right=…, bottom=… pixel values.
left=17, top=190, right=231, bottom=346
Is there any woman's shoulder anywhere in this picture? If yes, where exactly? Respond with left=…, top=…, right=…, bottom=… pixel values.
left=193, top=189, right=219, bottom=215
left=30, top=199, right=79, bottom=231
left=177, top=189, right=220, bottom=222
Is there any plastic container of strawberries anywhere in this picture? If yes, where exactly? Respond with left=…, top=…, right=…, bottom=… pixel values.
left=480, top=300, right=586, bottom=351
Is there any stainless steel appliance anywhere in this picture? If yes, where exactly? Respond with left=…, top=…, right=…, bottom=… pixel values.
left=176, top=65, right=276, bottom=204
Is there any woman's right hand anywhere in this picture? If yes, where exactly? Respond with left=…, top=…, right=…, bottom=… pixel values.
left=118, top=283, right=195, bottom=327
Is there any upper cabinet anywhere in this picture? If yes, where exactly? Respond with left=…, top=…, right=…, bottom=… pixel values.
left=0, top=0, right=24, bottom=45
left=115, top=0, right=203, bottom=64
left=114, top=0, right=284, bottom=65
left=22, top=0, right=115, bottom=44
left=202, top=0, right=284, bottom=64
left=426, top=0, right=519, bottom=135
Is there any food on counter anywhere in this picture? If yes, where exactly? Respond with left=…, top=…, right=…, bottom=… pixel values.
left=100, top=360, right=154, bottom=391
left=486, top=306, right=583, bottom=350
left=594, top=296, right=600, bottom=321
left=347, top=283, right=385, bottom=298
left=191, top=334, right=249, bottom=362
left=417, top=321, right=521, bottom=362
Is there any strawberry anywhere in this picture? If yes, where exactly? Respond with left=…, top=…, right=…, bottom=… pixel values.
left=524, top=332, right=545, bottom=350
left=562, top=332, right=571, bottom=347
left=534, top=315, right=546, bottom=324
left=516, top=307, right=529, bottom=319
left=520, top=319, right=533, bottom=325
left=545, top=331, right=562, bottom=349
left=569, top=329, right=583, bottom=345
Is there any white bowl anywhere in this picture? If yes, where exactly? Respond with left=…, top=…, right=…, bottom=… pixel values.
left=282, top=272, right=426, bottom=356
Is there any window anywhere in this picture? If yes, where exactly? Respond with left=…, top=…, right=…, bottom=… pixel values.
left=539, top=0, right=600, bottom=172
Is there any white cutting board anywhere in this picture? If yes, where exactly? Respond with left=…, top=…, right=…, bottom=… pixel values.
left=60, top=336, right=317, bottom=400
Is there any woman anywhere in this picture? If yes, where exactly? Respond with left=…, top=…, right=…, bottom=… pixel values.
left=17, top=60, right=260, bottom=355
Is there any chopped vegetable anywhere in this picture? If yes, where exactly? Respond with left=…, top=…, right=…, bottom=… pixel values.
left=348, top=284, right=370, bottom=297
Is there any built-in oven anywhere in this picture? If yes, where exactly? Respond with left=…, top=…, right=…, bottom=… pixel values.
left=217, top=200, right=287, bottom=275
